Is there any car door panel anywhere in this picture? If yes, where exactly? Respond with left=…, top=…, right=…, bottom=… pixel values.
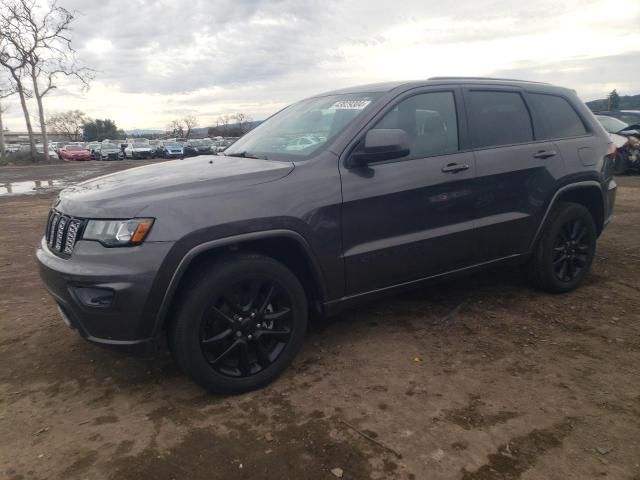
left=341, top=152, right=478, bottom=294
left=473, top=141, right=564, bottom=259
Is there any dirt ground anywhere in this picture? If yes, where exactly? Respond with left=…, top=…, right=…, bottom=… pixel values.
left=0, top=161, right=639, bottom=480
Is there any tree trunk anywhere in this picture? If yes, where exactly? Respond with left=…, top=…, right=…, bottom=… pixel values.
left=13, top=76, right=37, bottom=160
left=31, top=72, right=49, bottom=161
left=0, top=99, right=5, bottom=162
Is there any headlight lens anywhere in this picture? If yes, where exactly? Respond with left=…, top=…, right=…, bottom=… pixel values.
left=83, top=218, right=154, bottom=246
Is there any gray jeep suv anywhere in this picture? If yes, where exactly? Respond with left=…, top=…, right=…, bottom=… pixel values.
left=37, top=77, right=617, bottom=393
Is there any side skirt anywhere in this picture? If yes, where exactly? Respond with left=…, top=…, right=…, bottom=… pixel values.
left=322, top=253, right=522, bottom=316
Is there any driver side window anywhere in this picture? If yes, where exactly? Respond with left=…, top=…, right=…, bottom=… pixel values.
left=375, top=91, right=459, bottom=159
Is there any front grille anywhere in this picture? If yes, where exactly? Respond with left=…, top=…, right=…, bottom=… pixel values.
left=45, top=210, right=85, bottom=257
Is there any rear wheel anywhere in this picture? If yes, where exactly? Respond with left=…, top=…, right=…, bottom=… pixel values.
left=526, top=202, right=596, bottom=293
left=170, top=254, right=308, bottom=394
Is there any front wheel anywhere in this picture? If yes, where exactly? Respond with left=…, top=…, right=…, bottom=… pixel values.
left=170, top=254, right=308, bottom=394
left=526, top=202, right=597, bottom=293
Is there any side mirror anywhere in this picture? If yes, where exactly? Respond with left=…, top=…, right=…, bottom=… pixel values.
left=350, top=129, right=410, bottom=166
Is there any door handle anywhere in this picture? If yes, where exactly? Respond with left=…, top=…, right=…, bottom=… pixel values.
left=533, top=150, right=557, bottom=159
left=441, top=163, right=470, bottom=173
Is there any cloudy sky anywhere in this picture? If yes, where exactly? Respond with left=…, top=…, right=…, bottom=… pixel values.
left=2, top=0, right=640, bottom=131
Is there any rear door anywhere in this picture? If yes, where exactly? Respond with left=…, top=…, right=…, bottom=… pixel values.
left=464, top=88, right=565, bottom=260
left=340, top=88, right=480, bottom=294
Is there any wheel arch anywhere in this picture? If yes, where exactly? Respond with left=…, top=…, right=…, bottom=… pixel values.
left=153, top=230, right=327, bottom=337
left=529, top=181, right=605, bottom=252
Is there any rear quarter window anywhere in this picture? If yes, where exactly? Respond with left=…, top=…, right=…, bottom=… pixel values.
left=528, top=93, right=587, bottom=139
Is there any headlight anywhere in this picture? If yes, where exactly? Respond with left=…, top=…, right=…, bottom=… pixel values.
left=83, top=218, right=154, bottom=246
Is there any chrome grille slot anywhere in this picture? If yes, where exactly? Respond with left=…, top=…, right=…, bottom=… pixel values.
left=45, top=210, right=85, bottom=257
left=54, top=216, right=68, bottom=251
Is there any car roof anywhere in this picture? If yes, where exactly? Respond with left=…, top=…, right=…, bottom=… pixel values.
left=313, top=77, right=568, bottom=98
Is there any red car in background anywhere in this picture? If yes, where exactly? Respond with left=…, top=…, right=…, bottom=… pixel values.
left=59, top=145, right=92, bottom=161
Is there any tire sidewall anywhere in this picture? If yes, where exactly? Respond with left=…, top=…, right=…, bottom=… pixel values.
left=171, top=255, right=308, bottom=394
left=538, top=203, right=597, bottom=292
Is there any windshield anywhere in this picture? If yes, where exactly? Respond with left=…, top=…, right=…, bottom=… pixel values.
left=189, top=140, right=207, bottom=146
left=102, top=143, right=118, bottom=149
left=164, top=142, right=180, bottom=147
left=224, top=92, right=382, bottom=160
left=596, top=115, right=628, bottom=133
left=66, top=146, right=85, bottom=151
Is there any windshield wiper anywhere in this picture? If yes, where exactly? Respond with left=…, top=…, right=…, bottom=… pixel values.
left=225, top=151, right=269, bottom=160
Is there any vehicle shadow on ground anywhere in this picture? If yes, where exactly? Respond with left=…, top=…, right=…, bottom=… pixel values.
left=33, top=265, right=531, bottom=397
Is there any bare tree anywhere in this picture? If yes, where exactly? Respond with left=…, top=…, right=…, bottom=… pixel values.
left=233, top=112, right=253, bottom=134
left=47, top=109, right=86, bottom=140
left=183, top=115, right=198, bottom=138
left=216, top=114, right=232, bottom=135
left=0, top=16, right=35, bottom=157
left=1, top=0, right=93, bottom=159
left=0, top=85, right=11, bottom=160
left=167, top=119, right=185, bottom=138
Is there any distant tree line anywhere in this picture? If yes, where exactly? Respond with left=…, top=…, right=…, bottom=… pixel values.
left=208, top=113, right=257, bottom=137
left=586, top=89, right=640, bottom=112
left=45, top=109, right=123, bottom=142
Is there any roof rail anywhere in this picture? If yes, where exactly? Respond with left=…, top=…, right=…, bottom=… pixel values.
left=428, top=76, right=551, bottom=85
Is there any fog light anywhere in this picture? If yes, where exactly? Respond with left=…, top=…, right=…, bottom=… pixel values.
left=73, top=287, right=115, bottom=308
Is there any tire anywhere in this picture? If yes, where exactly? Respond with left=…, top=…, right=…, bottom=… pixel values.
left=170, top=254, right=308, bottom=394
left=526, top=202, right=597, bottom=293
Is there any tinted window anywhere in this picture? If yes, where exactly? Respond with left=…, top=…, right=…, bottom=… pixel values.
left=528, top=94, right=587, bottom=139
left=468, top=91, right=533, bottom=148
left=374, top=91, right=458, bottom=159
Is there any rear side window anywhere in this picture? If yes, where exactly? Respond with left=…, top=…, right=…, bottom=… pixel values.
left=528, top=93, right=587, bottom=139
left=467, top=91, right=533, bottom=148
left=374, top=91, right=459, bottom=159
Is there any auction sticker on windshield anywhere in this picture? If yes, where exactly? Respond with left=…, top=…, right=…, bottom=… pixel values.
left=331, top=100, right=372, bottom=110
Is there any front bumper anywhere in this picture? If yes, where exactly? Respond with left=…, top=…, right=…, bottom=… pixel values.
left=37, top=237, right=174, bottom=352
left=132, top=151, right=153, bottom=159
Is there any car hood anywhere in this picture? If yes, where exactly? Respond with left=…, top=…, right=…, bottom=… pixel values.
left=55, top=155, right=294, bottom=218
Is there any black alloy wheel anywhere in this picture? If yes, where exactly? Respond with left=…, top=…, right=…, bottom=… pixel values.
left=200, top=278, right=293, bottom=378
left=526, top=202, right=596, bottom=293
left=551, top=218, right=590, bottom=282
left=170, top=254, right=308, bottom=394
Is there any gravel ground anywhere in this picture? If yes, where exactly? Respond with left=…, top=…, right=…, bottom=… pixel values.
left=0, top=161, right=639, bottom=480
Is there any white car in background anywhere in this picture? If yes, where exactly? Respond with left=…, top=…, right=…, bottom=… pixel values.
left=124, top=139, right=154, bottom=159
left=35, top=144, right=58, bottom=160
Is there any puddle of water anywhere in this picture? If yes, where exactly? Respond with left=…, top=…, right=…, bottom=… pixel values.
left=0, top=179, right=66, bottom=196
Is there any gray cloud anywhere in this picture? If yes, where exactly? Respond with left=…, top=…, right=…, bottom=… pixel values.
left=1, top=0, right=639, bottom=129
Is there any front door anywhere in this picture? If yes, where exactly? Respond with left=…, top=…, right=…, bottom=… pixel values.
left=340, top=90, right=480, bottom=294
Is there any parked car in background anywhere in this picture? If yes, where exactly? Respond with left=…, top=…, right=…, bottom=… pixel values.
left=148, top=140, right=161, bottom=157
left=87, top=142, right=102, bottom=160
left=98, top=142, right=123, bottom=160
left=183, top=139, right=213, bottom=157
left=124, top=139, right=154, bottom=159
left=595, top=110, right=640, bottom=126
left=595, top=115, right=640, bottom=174
left=38, top=78, right=616, bottom=394
left=36, top=144, right=58, bottom=160
left=59, top=145, right=92, bottom=161
left=159, top=141, right=184, bottom=158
